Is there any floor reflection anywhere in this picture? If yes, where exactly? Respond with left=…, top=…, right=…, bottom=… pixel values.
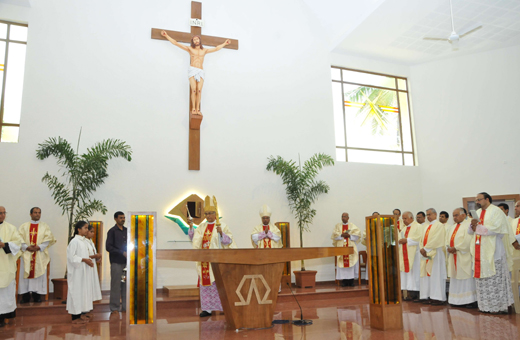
left=2, top=302, right=520, bottom=340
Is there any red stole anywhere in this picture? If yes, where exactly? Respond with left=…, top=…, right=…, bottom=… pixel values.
left=423, top=224, right=432, bottom=277
left=450, top=223, right=461, bottom=271
left=28, top=223, right=39, bottom=279
left=342, top=224, right=350, bottom=267
left=262, top=225, right=271, bottom=248
left=474, top=210, right=486, bottom=278
left=397, top=220, right=401, bottom=231
left=402, top=226, right=412, bottom=273
left=516, top=219, right=520, bottom=235
left=200, top=223, right=215, bottom=286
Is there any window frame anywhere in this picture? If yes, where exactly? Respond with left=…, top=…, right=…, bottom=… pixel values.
left=332, top=66, right=416, bottom=166
left=0, top=20, right=28, bottom=143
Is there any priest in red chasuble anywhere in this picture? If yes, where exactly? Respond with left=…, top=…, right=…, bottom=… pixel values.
left=468, top=192, right=515, bottom=313
left=190, top=195, right=236, bottom=317
left=251, top=205, right=282, bottom=249
left=331, top=212, right=361, bottom=287
left=18, top=207, right=56, bottom=303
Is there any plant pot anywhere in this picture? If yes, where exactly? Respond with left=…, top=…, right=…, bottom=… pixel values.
left=293, top=270, right=317, bottom=288
left=51, top=278, right=68, bottom=300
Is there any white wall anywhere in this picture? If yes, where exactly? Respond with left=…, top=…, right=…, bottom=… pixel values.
left=0, top=0, right=424, bottom=291
left=410, top=45, right=520, bottom=215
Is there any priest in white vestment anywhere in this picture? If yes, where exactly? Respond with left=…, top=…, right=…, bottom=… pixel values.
left=66, top=221, right=95, bottom=324
left=416, top=211, right=427, bottom=234
left=446, top=208, right=477, bottom=307
left=189, top=195, right=237, bottom=317
left=331, top=213, right=361, bottom=287
left=18, top=207, right=56, bottom=303
left=86, top=224, right=103, bottom=303
left=508, top=201, right=520, bottom=261
left=398, top=212, right=422, bottom=301
left=393, top=209, right=404, bottom=231
left=251, top=205, right=282, bottom=249
left=0, top=206, right=22, bottom=328
left=419, top=208, right=447, bottom=305
left=469, top=192, right=514, bottom=313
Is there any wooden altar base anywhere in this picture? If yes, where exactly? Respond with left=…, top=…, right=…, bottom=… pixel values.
left=15, top=282, right=368, bottom=317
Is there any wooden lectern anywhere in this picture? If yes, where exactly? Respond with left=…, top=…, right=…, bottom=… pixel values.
left=158, top=247, right=352, bottom=329
left=365, top=215, right=402, bottom=331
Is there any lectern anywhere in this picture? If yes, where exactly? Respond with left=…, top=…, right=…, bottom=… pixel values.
left=157, top=247, right=352, bottom=329
left=365, top=215, right=402, bottom=331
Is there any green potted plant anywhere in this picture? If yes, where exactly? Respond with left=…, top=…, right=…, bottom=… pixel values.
left=266, top=153, right=334, bottom=287
left=36, top=131, right=132, bottom=297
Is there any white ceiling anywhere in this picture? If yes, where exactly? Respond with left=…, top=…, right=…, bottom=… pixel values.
left=304, top=0, right=520, bottom=64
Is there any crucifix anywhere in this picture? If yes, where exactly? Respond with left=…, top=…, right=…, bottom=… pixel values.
left=151, top=1, right=239, bottom=171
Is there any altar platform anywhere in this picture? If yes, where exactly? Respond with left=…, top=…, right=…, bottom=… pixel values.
left=15, top=281, right=369, bottom=318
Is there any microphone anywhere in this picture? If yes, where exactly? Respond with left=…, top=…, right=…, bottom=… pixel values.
left=286, top=282, right=312, bottom=326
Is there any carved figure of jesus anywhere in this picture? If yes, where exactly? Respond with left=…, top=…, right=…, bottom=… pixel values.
left=161, top=31, right=230, bottom=116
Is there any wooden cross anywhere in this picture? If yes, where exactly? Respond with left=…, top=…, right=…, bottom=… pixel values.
left=151, top=1, right=239, bottom=171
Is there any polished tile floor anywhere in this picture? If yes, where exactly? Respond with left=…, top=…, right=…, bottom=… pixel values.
left=3, top=300, right=520, bottom=339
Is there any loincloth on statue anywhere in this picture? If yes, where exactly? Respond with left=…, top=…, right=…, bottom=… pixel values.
left=188, top=66, right=205, bottom=82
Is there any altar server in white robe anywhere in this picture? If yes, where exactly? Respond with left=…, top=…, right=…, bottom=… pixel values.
left=0, top=206, right=22, bottom=328
left=446, top=208, right=477, bottom=307
left=190, top=195, right=237, bottom=317
left=469, top=192, right=514, bottom=313
left=66, top=221, right=95, bottom=324
left=332, top=213, right=361, bottom=287
left=419, top=208, right=447, bottom=305
left=251, top=205, right=282, bottom=249
left=398, top=212, right=422, bottom=301
left=86, top=224, right=103, bottom=303
left=18, top=207, right=56, bottom=303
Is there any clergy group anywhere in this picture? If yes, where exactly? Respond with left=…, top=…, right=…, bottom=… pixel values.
left=395, top=192, right=520, bottom=314
left=2, top=190, right=520, bottom=327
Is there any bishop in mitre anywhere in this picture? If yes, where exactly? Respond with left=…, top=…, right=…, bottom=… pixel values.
left=251, top=205, right=282, bottom=249
left=331, top=212, right=361, bottom=287
left=190, top=195, right=237, bottom=317
left=398, top=211, right=422, bottom=301
left=419, top=208, right=447, bottom=305
left=0, top=206, right=22, bottom=328
left=446, top=208, right=477, bottom=307
left=18, top=207, right=56, bottom=303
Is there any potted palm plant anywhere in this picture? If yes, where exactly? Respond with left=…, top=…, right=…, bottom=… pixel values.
left=266, top=153, right=334, bottom=287
left=36, top=131, right=132, bottom=298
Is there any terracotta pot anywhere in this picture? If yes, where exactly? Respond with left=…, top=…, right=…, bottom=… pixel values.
left=293, top=270, right=317, bottom=288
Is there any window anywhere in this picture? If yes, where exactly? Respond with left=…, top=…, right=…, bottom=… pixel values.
left=0, top=21, right=28, bottom=143
left=331, top=67, right=415, bottom=166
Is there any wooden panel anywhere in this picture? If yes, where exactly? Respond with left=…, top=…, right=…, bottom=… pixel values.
left=164, top=285, right=199, bottom=298
left=156, top=247, right=353, bottom=264
left=369, top=304, right=403, bottom=330
left=188, top=128, right=200, bottom=170
left=212, top=262, right=284, bottom=329
left=151, top=29, right=239, bottom=50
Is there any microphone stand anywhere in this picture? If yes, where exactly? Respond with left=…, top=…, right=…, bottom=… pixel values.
left=286, top=282, right=312, bottom=326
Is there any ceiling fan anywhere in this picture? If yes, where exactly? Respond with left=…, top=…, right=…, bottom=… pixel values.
left=423, top=0, right=483, bottom=50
